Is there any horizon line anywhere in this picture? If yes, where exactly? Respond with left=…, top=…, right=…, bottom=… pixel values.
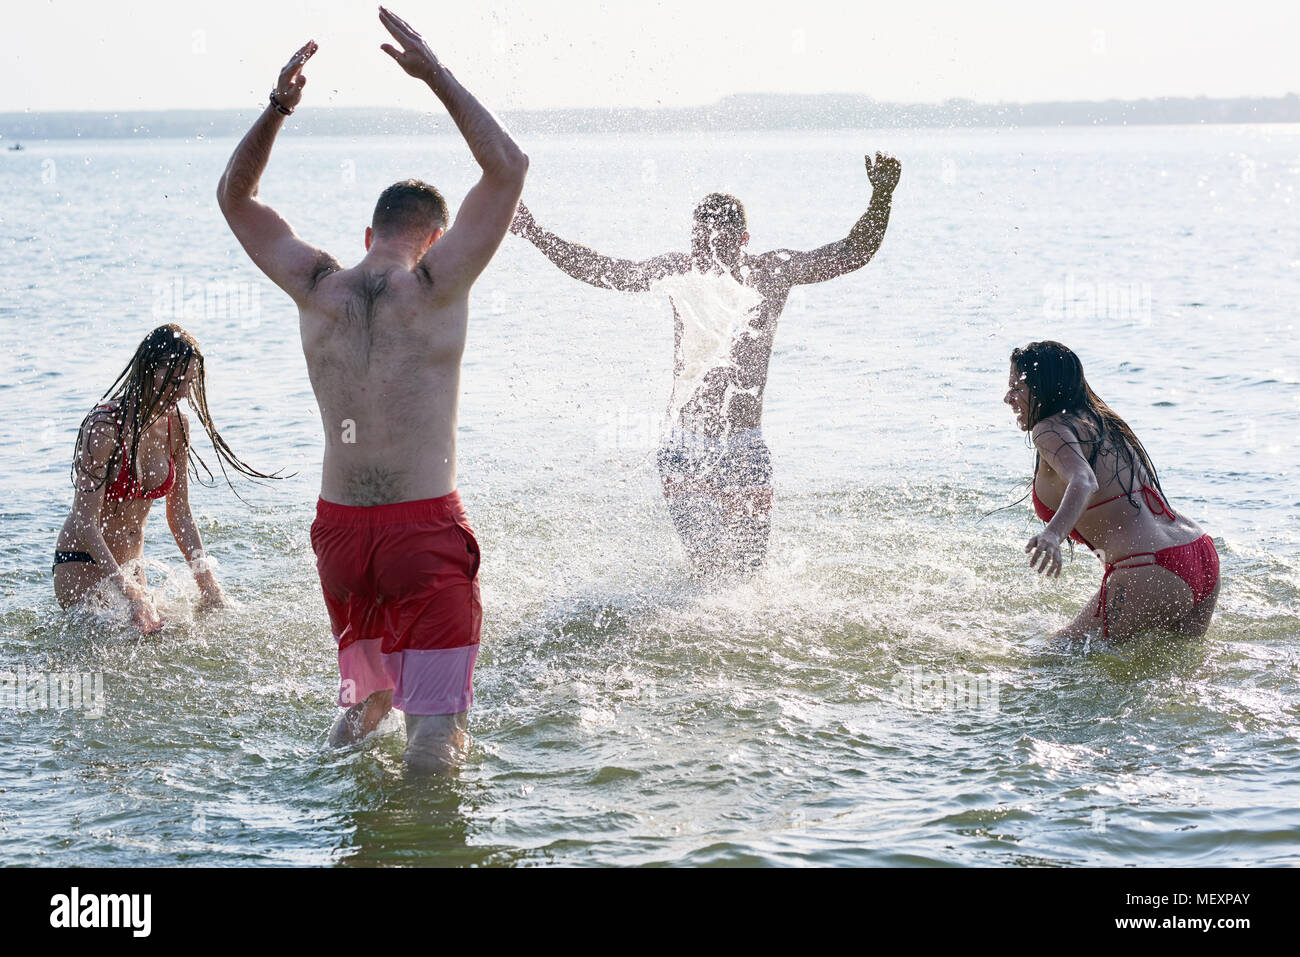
left=4, top=90, right=1299, bottom=117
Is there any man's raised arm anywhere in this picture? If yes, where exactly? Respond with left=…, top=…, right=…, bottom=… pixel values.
left=376, top=7, right=527, bottom=293
left=770, top=152, right=901, bottom=287
left=217, top=41, right=339, bottom=303
left=510, top=202, right=687, bottom=293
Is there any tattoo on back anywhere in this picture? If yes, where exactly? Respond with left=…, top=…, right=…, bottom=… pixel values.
left=345, top=466, right=404, bottom=507
left=1108, top=583, right=1125, bottom=625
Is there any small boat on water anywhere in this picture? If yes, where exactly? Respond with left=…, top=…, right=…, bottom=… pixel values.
left=7, top=143, right=23, bottom=151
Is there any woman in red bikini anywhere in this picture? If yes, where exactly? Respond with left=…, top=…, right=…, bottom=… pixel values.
left=53, top=324, right=278, bottom=632
left=1004, top=340, right=1220, bottom=640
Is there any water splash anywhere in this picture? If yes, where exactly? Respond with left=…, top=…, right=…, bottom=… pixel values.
left=651, top=270, right=762, bottom=433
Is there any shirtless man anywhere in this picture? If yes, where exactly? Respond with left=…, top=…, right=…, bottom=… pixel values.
left=511, top=154, right=900, bottom=574
left=217, top=7, right=527, bottom=772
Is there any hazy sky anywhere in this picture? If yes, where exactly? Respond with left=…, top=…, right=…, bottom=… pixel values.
left=3, top=0, right=1297, bottom=112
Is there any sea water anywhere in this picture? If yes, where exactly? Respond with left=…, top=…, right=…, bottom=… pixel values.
left=0, top=125, right=1297, bottom=865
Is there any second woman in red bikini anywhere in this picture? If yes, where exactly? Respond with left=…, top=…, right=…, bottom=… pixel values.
left=53, top=324, right=280, bottom=632
left=1004, top=340, right=1220, bottom=640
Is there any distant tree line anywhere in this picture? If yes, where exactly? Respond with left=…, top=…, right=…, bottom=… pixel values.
left=3, top=93, right=1298, bottom=141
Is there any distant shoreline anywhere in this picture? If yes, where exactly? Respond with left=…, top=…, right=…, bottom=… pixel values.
left=3, top=92, right=1299, bottom=141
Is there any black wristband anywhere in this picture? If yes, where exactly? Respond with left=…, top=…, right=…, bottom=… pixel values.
left=269, top=91, right=293, bottom=115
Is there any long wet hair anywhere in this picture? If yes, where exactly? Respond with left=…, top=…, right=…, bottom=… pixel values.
left=1011, top=340, right=1163, bottom=507
left=71, top=324, right=282, bottom=499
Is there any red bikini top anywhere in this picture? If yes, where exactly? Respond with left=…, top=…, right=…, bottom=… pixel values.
left=97, top=404, right=177, bottom=502
left=1032, top=479, right=1175, bottom=552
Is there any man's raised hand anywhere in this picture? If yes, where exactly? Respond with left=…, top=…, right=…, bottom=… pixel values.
left=379, top=6, right=441, bottom=83
left=865, top=151, right=901, bottom=194
left=274, top=40, right=317, bottom=112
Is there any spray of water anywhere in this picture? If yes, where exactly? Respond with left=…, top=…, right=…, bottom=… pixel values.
left=651, top=270, right=762, bottom=435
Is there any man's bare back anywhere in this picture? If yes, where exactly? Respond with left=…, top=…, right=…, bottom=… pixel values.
left=302, top=259, right=471, bottom=506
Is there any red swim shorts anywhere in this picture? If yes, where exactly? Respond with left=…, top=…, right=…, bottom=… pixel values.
left=310, top=491, right=482, bottom=716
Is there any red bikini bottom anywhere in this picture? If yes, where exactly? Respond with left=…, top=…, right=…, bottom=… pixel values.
left=1097, top=534, right=1220, bottom=638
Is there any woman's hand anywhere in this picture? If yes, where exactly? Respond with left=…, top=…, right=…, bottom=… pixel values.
left=196, top=582, right=228, bottom=613
left=188, top=553, right=227, bottom=612
left=1025, top=529, right=1064, bottom=578
left=129, top=595, right=165, bottom=634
